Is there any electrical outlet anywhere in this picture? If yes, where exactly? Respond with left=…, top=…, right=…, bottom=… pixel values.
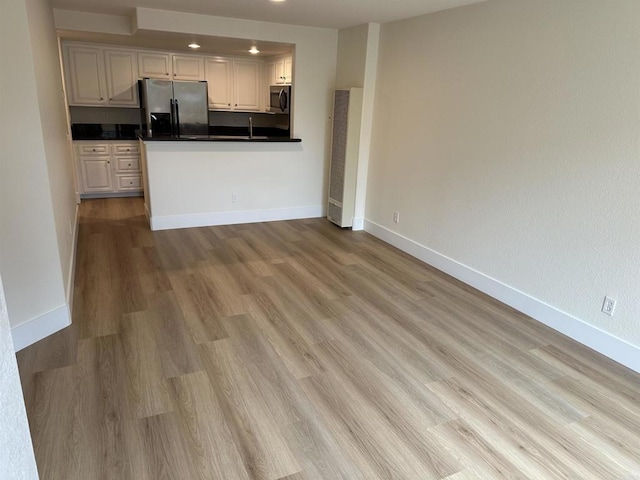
left=601, top=296, right=616, bottom=316
left=231, top=193, right=238, bottom=203
left=393, top=211, right=400, bottom=223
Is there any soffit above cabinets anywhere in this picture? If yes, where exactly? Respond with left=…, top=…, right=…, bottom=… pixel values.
left=58, top=29, right=294, bottom=58
left=51, top=0, right=489, bottom=30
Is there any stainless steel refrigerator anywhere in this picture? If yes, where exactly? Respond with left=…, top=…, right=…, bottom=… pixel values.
left=139, top=79, right=209, bottom=137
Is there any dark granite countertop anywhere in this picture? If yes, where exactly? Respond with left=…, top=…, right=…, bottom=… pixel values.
left=72, top=123, right=139, bottom=140
left=139, top=134, right=301, bottom=142
left=73, top=123, right=300, bottom=142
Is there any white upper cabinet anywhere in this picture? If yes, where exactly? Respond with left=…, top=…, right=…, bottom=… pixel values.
left=172, top=55, right=204, bottom=81
left=264, top=61, right=277, bottom=87
left=205, top=58, right=232, bottom=109
left=138, top=52, right=171, bottom=79
left=206, top=58, right=261, bottom=111
left=64, top=42, right=273, bottom=111
left=104, top=50, right=138, bottom=106
left=283, top=56, right=293, bottom=84
left=233, top=60, right=261, bottom=111
left=65, top=45, right=107, bottom=105
left=269, top=55, right=293, bottom=85
left=66, top=45, right=139, bottom=107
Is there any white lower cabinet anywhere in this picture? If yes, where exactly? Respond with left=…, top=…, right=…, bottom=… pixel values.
left=75, top=142, right=142, bottom=197
left=79, top=156, right=113, bottom=192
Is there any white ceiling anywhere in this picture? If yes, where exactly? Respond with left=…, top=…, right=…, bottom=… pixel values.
left=51, top=0, right=488, bottom=30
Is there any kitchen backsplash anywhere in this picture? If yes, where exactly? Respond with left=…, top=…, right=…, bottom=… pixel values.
left=70, top=106, right=282, bottom=128
left=69, top=106, right=141, bottom=124
left=208, top=111, right=278, bottom=128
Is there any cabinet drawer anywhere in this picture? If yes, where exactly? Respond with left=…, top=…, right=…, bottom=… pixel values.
left=116, top=174, right=142, bottom=190
left=113, top=144, right=139, bottom=155
left=115, top=157, right=140, bottom=172
left=78, top=144, right=109, bottom=155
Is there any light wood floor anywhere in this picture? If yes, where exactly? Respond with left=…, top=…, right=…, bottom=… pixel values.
left=17, top=198, right=640, bottom=480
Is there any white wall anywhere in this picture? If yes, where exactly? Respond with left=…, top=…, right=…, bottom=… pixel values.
left=0, top=274, right=39, bottom=480
left=336, top=24, right=369, bottom=89
left=143, top=141, right=323, bottom=230
left=25, top=0, right=78, bottom=305
left=0, top=0, right=75, bottom=349
left=366, top=0, right=640, bottom=368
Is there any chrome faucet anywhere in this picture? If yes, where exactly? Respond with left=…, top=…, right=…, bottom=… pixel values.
left=248, top=116, right=253, bottom=139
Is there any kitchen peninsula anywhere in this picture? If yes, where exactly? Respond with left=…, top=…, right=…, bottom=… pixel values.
left=139, top=134, right=308, bottom=231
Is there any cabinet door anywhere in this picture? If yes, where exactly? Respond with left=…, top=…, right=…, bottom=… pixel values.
left=66, top=46, right=106, bottom=105
left=263, top=62, right=276, bottom=111
left=104, top=50, right=138, bottom=106
left=80, top=156, right=113, bottom=192
left=233, top=60, right=261, bottom=111
left=173, top=55, right=204, bottom=81
left=264, top=62, right=277, bottom=87
left=205, top=58, right=232, bottom=109
left=274, top=59, right=285, bottom=85
left=283, top=56, right=293, bottom=84
left=138, top=52, right=171, bottom=79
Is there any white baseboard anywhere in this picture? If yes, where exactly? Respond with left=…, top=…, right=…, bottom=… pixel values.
left=150, top=205, right=324, bottom=231
left=364, top=220, right=640, bottom=374
left=66, top=204, right=79, bottom=312
left=12, top=305, right=71, bottom=352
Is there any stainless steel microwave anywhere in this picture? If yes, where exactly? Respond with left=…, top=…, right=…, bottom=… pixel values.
left=269, top=85, right=291, bottom=114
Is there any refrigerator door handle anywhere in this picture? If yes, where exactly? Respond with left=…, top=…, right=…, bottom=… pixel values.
left=175, top=99, right=180, bottom=137
left=170, top=99, right=175, bottom=136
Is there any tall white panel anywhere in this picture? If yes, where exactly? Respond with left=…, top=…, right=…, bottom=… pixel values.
left=328, top=88, right=363, bottom=227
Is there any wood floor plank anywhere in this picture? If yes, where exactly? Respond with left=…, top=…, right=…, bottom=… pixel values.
left=430, top=419, right=530, bottom=479
left=200, top=339, right=302, bottom=480
left=167, top=370, right=252, bottom=480
left=169, top=267, right=230, bottom=344
left=242, top=291, right=326, bottom=379
left=427, top=377, right=581, bottom=479
left=299, top=372, right=447, bottom=479
left=566, top=414, right=640, bottom=474
left=221, top=314, right=312, bottom=427
left=16, top=198, right=640, bottom=480
left=283, top=419, right=366, bottom=480
left=141, top=412, right=199, bottom=480
left=146, top=291, right=204, bottom=378
left=26, top=365, right=91, bottom=480
left=120, top=311, right=173, bottom=419
left=316, top=314, right=456, bottom=424
left=310, top=339, right=461, bottom=478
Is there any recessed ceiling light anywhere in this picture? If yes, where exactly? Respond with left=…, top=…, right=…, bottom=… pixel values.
left=248, top=45, right=260, bottom=54
left=188, top=42, right=201, bottom=49
left=270, top=0, right=286, bottom=2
